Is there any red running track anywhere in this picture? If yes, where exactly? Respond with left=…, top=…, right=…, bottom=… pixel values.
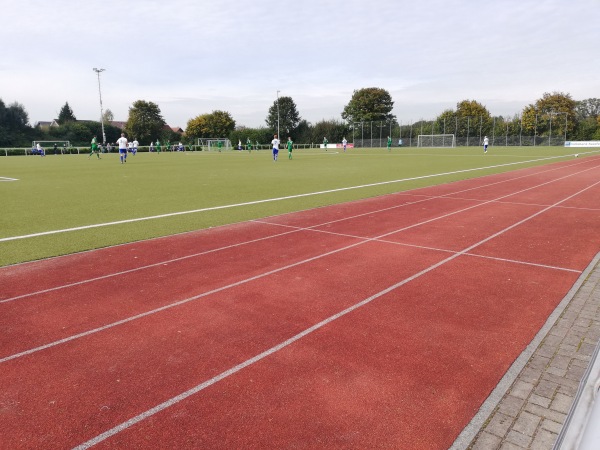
left=1, top=156, right=600, bottom=449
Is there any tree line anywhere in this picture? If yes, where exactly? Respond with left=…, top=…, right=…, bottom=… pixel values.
left=1, top=89, right=599, bottom=148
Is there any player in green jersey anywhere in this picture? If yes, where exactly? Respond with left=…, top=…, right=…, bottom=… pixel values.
left=323, top=136, right=328, bottom=151
left=246, top=138, right=252, bottom=153
left=88, top=136, right=101, bottom=159
left=286, top=137, right=294, bottom=159
left=387, top=136, right=392, bottom=151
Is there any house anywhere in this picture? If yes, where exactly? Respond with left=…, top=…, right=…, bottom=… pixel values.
left=110, top=121, right=126, bottom=129
left=35, top=120, right=59, bottom=130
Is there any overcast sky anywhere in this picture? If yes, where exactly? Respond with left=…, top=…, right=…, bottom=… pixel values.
left=2, top=0, right=598, bottom=129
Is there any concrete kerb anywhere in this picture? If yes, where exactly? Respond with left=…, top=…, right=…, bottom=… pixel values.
left=450, top=252, right=600, bottom=450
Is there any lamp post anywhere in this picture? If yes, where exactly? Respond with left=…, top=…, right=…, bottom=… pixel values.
left=276, top=90, right=280, bottom=139
left=93, top=68, right=106, bottom=145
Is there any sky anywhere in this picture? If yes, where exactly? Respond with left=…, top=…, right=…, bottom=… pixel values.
left=1, top=0, right=599, bottom=129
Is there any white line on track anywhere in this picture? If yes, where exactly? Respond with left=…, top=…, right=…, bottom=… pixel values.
left=2, top=163, right=598, bottom=365
left=73, top=174, right=600, bottom=450
left=251, top=220, right=582, bottom=274
left=0, top=153, right=582, bottom=243
left=1, top=157, right=588, bottom=303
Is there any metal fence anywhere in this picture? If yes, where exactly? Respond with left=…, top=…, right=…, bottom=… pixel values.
left=352, top=117, right=569, bottom=148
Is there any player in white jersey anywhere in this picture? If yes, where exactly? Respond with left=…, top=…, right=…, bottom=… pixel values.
left=271, top=134, right=280, bottom=161
left=117, top=133, right=128, bottom=163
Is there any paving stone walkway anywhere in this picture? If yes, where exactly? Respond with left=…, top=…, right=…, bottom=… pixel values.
left=468, top=255, right=600, bottom=449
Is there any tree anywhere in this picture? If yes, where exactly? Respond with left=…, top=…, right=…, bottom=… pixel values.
left=455, top=100, right=492, bottom=138
left=520, top=92, right=576, bottom=138
left=185, top=110, right=235, bottom=140
left=265, top=96, right=301, bottom=136
left=575, top=98, right=600, bottom=120
left=0, top=100, right=32, bottom=146
left=103, top=109, right=114, bottom=123
left=341, top=88, right=395, bottom=123
left=310, top=119, right=349, bottom=144
left=57, top=102, right=76, bottom=124
left=124, top=100, right=166, bottom=144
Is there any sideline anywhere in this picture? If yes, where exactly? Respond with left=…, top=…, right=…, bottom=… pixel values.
left=0, top=176, right=18, bottom=181
left=0, top=153, right=582, bottom=243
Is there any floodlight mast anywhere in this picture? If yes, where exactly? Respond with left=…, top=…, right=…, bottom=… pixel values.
left=93, top=68, right=106, bottom=145
left=276, top=90, right=280, bottom=139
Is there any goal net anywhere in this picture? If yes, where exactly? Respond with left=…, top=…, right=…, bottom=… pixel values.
left=31, top=140, right=72, bottom=154
left=197, top=138, right=232, bottom=151
left=416, top=134, right=456, bottom=148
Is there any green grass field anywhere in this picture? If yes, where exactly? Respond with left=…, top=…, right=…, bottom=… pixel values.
left=0, top=146, right=587, bottom=267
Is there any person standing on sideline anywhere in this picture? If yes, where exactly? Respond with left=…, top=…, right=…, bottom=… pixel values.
left=88, top=135, right=101, bottom=159
left=387, top=136, right=392, bottom=152
left=287, top=136, right=293, bottom=159
left=323, top=136, right=328, bottom=151
left=342, top=137, right=348, bottom=152
left=483, top=136, right=489, bottom=153
left=271, top=134, right=280, bottom=161
left=117, top=133, right=128, bottom=163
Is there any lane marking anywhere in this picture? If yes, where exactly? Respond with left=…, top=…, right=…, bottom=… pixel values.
left=3, top=164, right=598, bottom=363
left=0, top=154, right=588, bottom=243
left=73, top=177, right=600, bottom=450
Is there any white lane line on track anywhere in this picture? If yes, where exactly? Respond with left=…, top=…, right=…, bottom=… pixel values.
left=251, top=220, right=582, bottom=274
left=2, top=163, right=598, bottom=365
left=2, top=157, right=590, bottom=303
left=0, top=154, right=583, bottom=243
left=73, top=176, right=600, bottom=450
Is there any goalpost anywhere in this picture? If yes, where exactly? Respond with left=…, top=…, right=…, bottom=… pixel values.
left=416, top=134, right=456, bottom=148
left=196, top=138, right=232, bottom=151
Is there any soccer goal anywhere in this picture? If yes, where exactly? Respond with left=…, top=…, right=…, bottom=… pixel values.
left=31, top=141, right=72, bottom=154
left=416, top=134, right=456, bottom=148
left=197, top=138, right=232, bottom=151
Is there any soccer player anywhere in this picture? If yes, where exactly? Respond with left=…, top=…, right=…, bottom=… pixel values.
left=483, top=136, right=489, bottom=153
left=271, top=134, right=280, bottom=161
left=156, top=139, right=161, bottom=153
left=88, top=135, right=101, bottom=159
left=342, top=137, right=348, bottom=152
left=117, top=133, right=128, bottom=163
left=287, top=136, right=293, bottom=159
left=323, top=136, right=328, bottom=151
left=217, top=140, right=222, bottom=152
left=149, top=142, right=155, bottom=152
left=246, top=137, right=252, bottom=153
left=133, top=138, right=139, bottom=155
left=387, top=136, right=392, bottom=152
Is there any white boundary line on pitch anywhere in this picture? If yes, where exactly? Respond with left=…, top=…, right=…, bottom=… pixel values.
left=72, top=176, right=600, bottom=450
left=0, top=176, right=18, bottom=181
left=1, top=158, right=586, bottom=303
left=3, top=163, right=597, bottom=364
left=0, top=154, right=580, bottom=243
